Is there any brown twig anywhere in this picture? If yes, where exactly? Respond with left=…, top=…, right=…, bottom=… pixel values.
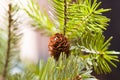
left=2, top=3, right=12, bottom=80
left=63, top=0, right=67, bottom=35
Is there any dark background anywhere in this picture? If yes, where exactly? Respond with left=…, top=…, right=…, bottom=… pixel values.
left=96, top=0, right=120, bottom=80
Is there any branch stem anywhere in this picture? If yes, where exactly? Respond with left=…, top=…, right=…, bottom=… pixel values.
left=63, top=0, right=67, bottom=35
left=2, top=4, right=12, bottom=80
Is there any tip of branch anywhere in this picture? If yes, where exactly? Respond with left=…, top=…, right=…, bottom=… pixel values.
left=8, top=3, right=12, bottom=8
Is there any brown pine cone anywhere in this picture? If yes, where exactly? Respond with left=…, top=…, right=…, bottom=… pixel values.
left=73, top=75, right=82, bottom=80
left=48, top=33, right=70, bottom=60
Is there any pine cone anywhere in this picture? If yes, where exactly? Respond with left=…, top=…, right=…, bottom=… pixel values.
left=48, top=33, right=70, bottom=60
left=73, top=75, right=82, bottom=80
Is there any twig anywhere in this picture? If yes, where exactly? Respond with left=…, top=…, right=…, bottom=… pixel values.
left=63, top=0, right=67, bottom=35
left=2, top=3, right=12, bottom=80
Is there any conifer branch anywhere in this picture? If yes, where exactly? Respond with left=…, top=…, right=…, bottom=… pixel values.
left=63, top=0, right=67, bottom=35
left=24, top=0, right=119, bottom=76
left=2, top=3, right=12, bottom=80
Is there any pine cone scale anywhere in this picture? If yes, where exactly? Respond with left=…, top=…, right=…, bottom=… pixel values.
left=48, top=33, right=70, bottom=60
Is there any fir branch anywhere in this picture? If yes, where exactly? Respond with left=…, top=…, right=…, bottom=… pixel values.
left=66, top=0, right=110, bottom=39
left=72, top=32, right=119, bottom=74
left=24, top=0, right=55, bottom=35
left=8, top=55, right=97, bottom=80
left=63, top=0, right=67, bottom=35
left=24, top=0, right=119, bottom=75
left=2, top=3, right=12, bottom=80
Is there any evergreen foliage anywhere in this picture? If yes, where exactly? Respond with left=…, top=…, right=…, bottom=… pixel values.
left=0, top=0, right=119, bottom=80
left=0, top=0, right=21, bottom=79
left=49, top=0, right=111, bottom=37
left=72, top=32, right=119, bottom=74
left=7, top=55, right=97, bottom=80
left=24, top=0, right=119, bottom=74
left=24, top=0, right=55, bottom=35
